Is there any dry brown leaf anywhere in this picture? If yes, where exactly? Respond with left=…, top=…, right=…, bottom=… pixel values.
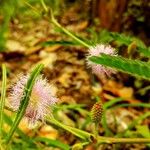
left=58, top=73, right=71, bottom=88
left=37, top=53, right=57, bottom=69
left=18, top=120, right=31, bottom=134
left=6, top=40, right=26, bottom=52
left=118, top=87, right=133, bottom=99
left=25, top=46, right=42, bottom=55
left=44, top=45, right=62, bottom=52
left=38, top=125, right=58, bottom=139
left=103, top=80, right=134, bottom=99
left=60, top=95, right=76, bottom=104
left=67, top=21, right=88, bottom=31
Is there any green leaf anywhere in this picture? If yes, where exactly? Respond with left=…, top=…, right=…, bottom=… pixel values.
left=136, top=125, right=150, bottom=147
left=35, top=137, right=70, bottom=150
left=136, top=125, right=150, bottom=138
left=42, top=40, right=80, bottom=46
left=5, top=64, right=44, bottom=144
left=50, top=9, right=90, bottom=48
left=89, top=54, right=150, bottom=80
left=0, top=64, right=7, bottom=137
left=112, top=103, right=150, bottom=109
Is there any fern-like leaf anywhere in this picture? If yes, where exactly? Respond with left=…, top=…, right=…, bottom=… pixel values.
left=110, top=32, right=150, bottom=57
left=89, top=54, right=150, bottom=80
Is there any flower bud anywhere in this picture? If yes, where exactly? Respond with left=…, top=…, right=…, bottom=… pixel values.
left=91, top=102, right=103, bottom=124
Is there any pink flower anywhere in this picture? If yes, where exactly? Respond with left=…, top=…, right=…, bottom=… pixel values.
left=9, top=74, right=58, bottom=127
left=87, top=44, right=117, bottom=77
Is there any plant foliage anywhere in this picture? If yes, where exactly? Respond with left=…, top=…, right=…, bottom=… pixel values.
left=89, top=54, right=150, bottom=80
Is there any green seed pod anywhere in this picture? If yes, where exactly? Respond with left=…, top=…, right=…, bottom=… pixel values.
left=91, top=102, right=103, bottom=124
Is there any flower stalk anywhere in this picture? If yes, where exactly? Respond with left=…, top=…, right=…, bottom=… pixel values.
left=97, top=136, right=150, bottom=144
left=40, top=0, right=90, bottom=48
left=50, top=13, right=90, bottom=48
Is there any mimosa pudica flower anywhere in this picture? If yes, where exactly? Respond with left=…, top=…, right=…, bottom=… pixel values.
left=9, top=74, right=58, bottom=127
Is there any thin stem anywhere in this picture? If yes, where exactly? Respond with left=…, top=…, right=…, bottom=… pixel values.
left=0, top=64, right=7, bottom=137
left=40, top=0, right=48, bottom=12
left=97, top=136, right=150, bottom=144
left=23, top=1, right=40, bottom=15
left=26, top=0, right=91, bottom=48
left=51, top=15, right=90, bottom=48
left=104, top=98, right=124, bottom=109
left=94, top=123, right=99, bottom=138
left=112, top=103, right=150, bottom=109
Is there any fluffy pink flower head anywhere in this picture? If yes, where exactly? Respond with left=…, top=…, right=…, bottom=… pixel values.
left=9, top=74, right=58, bottom=127
left=87, top=44, right=117, bottom=77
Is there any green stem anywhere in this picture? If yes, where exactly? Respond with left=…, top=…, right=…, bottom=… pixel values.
left=5, top=64, right=44, bottom=144
left=41, top=0, right=90, bottom=48
left=94, top=123, right=99, bottom=138
left=23, top=1, right=40, bottom=15
left=0, top=64, right=7, bottom=137
left=51, top=16, right=90, bottom=48
left=48, top=117, right=93, bottom=141
left=112, top=103, right=150, bottom=109
left=97, top=136, right=150, bottom=144
left=104, top=98, right=124, bottom=109
left=27, top=0, right=90, bottom=48
left=40, top=0, right=48, bottom=12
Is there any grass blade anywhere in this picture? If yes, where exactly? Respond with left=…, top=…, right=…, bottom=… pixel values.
left=0, top=64, right=7, bottom=137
